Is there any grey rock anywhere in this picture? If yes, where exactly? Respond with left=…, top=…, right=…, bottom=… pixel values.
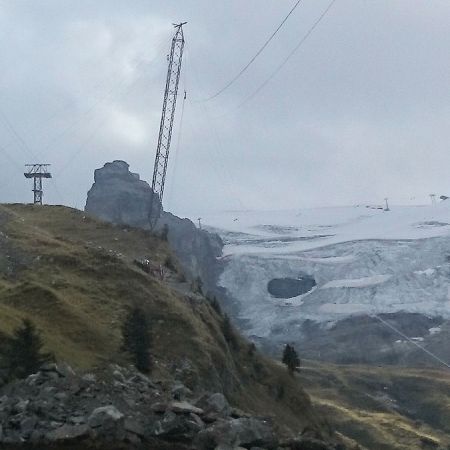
left=124, top=418, right=145, bottom=437
left=46, top=424, right=90, bottom=442
left=171, top=381, right=193, bottom=400
left=196, top=393, right=231, bottom=418
left=170, top=400, right=204, bottom=415
left=88, top=405, right=124, bottom=428
left=267, top=276, right=316, bottom=299
left=85, top=160, right=223, bottom=293
left=12, top=399, right=29, bottom=414
left=151, top=410, right=203, bottom=441
left=196, top=417, right=277, bottom=450
left=20, top=415, right=37, bottom=435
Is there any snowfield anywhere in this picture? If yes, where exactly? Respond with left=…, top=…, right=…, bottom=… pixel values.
left=197, top=202, right=450, bottom=339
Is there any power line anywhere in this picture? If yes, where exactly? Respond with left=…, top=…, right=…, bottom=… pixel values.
left=0, top=108, right=38, bottom=161
left=370, top=313, right=450, bottom=370
left=186, top=47, right=247, bottom=211
left=230, top=0, right=337, bottom=113
left=203, top=0, right=304, bottom=102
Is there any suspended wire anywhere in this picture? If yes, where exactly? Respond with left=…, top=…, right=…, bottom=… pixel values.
left=203, top=0, right=304, bottom=102
left=369, top=313, right=450, bottom=370
left=54, top=61, right=162, bottom=178
left=186, top=47, right=247, bottom=211
left=0, top=108, right=38, bottom=161
left=39, top=36, right=168, bottom=156
left=223, top=0, right=337, bottom=115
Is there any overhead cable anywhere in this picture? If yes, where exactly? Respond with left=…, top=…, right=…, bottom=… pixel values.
left=233, top=0, right=337, bottom=111
left=204, top=0, right=304, bottom=101
left=370, top=313, right=450, bottom=370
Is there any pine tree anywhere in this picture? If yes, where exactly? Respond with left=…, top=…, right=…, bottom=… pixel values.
left=121, top=307, right=152, bottom=373
left=5, top=319, right=53, bottom=379
left=282, top=344, right=300, bottom=375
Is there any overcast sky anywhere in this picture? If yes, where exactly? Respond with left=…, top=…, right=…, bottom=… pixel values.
left=0, top=0, right=449, bottom=216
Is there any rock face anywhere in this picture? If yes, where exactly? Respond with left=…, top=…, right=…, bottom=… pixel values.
left=85, top=161, right=223, bottom=292
left=0, top=363, right=340, bottom=450
left=267, top=275, right=316, bottom=299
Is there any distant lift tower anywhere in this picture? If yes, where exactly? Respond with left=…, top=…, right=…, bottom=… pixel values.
left=148, top=22, right=186, bottom=230
left=24, top=164, right=52, bottom=205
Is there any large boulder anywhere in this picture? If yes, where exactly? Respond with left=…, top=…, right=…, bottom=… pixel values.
left=195, top=417, right=277, bottom=449
left=85, top=160, right=223, bottom=292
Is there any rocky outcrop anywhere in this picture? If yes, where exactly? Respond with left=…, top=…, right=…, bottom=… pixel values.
left=267, top=275, right=316, bottom=299
left=0, top=363, right=340, bottom=450
left=84, top=161, right=223, bottom=293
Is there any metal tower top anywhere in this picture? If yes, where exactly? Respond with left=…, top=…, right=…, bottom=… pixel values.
left=24, top=164, right=52, bottom=205
left=148, top=22, right=186, bottom=230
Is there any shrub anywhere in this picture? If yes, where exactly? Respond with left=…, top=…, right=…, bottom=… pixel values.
left=191, top=276, right=203, bottom=295
left=282, top=344, right=301, bottom=375
left=164, top=255, right=177, bottom=272
left=4, top=319, right=54, bottom=380
left=210, top=296, right=222, bottom=315
left=160, top=224, right=169, bottom=241
left=222, top=314, right=239, bottom=350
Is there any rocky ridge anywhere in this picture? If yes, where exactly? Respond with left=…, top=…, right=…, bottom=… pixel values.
left=0, top=363, right=340, bottom=450
left=85, top=161, right=223, bottom=294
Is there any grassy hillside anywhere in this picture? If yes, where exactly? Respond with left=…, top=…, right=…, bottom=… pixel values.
left=300, top=361, right=450, bottom=449
left=0, top=203, right=338, bottom=442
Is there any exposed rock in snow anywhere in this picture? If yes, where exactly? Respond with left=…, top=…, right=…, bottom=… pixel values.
left=267, top=275, right=316, bottom=298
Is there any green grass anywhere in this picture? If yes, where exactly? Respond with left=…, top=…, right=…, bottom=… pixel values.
left=300, top=361, right=450, bottom=449
left=0, top=203, right=330, bottom=442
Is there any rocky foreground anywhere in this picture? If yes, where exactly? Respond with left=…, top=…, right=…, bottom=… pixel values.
left=0, top=364, right=341, bottom=450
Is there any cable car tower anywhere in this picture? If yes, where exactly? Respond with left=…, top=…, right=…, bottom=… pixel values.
left=24, top=164, right=52, bottom=205
left=148, top=22, right=186, bottom=229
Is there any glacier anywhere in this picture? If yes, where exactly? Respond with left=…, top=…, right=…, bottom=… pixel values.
left=199, top=202, right=450, bottom=365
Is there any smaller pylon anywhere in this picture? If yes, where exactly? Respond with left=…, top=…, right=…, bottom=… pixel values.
left=430, top=194, right=436, bottom=205
left=24, top=164, right=52, bottom=205
left=384, top=197, right=390, bottom=211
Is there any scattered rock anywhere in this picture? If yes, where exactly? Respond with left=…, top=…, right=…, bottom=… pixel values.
left=170, top=400, right=204, bottom=415
left=88, top=405, right=124, bottom=428
left=196, top=417, right=277, bottom=449
left=46, top=424, right=90, bottom=443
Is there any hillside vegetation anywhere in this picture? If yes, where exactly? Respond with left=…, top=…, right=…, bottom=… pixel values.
left=0, top=203, right=340, bottom=443
left=301, top=361, right=450, bottom=449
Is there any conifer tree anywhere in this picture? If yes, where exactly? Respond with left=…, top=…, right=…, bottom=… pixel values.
left=282, top=344, right=300, bottom=375
left=222, top=314, right=239, bottom=350
left=5, top=319, right=53, bottom=379
left=121, top=307, right=152, bottom=373
left=160, top=224, right=169, bottom=241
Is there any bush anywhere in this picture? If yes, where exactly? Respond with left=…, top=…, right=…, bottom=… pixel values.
left=160, top=224, right=169, bottom=241
left=164, top=255, right=177, bottom=272
left=282, top=344, right=300, bottom=375
left=191, top=276, right=203, bottom=295
left=210, top=296, right=222, bottom=315
left=247, top=342, right=257, bottom=357
left=4, top=319, right=54, bottom=380
left=121, top=307, right=152, bottom=373
left=222, top=314, right=239, bottom=350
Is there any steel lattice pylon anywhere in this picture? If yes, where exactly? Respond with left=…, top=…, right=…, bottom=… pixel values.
left=149, top=22, right=186, bottom=230
left=24, top=164, right=52, bottom=205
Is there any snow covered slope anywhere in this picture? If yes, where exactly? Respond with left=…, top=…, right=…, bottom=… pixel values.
left=198, top=202, right=450, bottom=363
